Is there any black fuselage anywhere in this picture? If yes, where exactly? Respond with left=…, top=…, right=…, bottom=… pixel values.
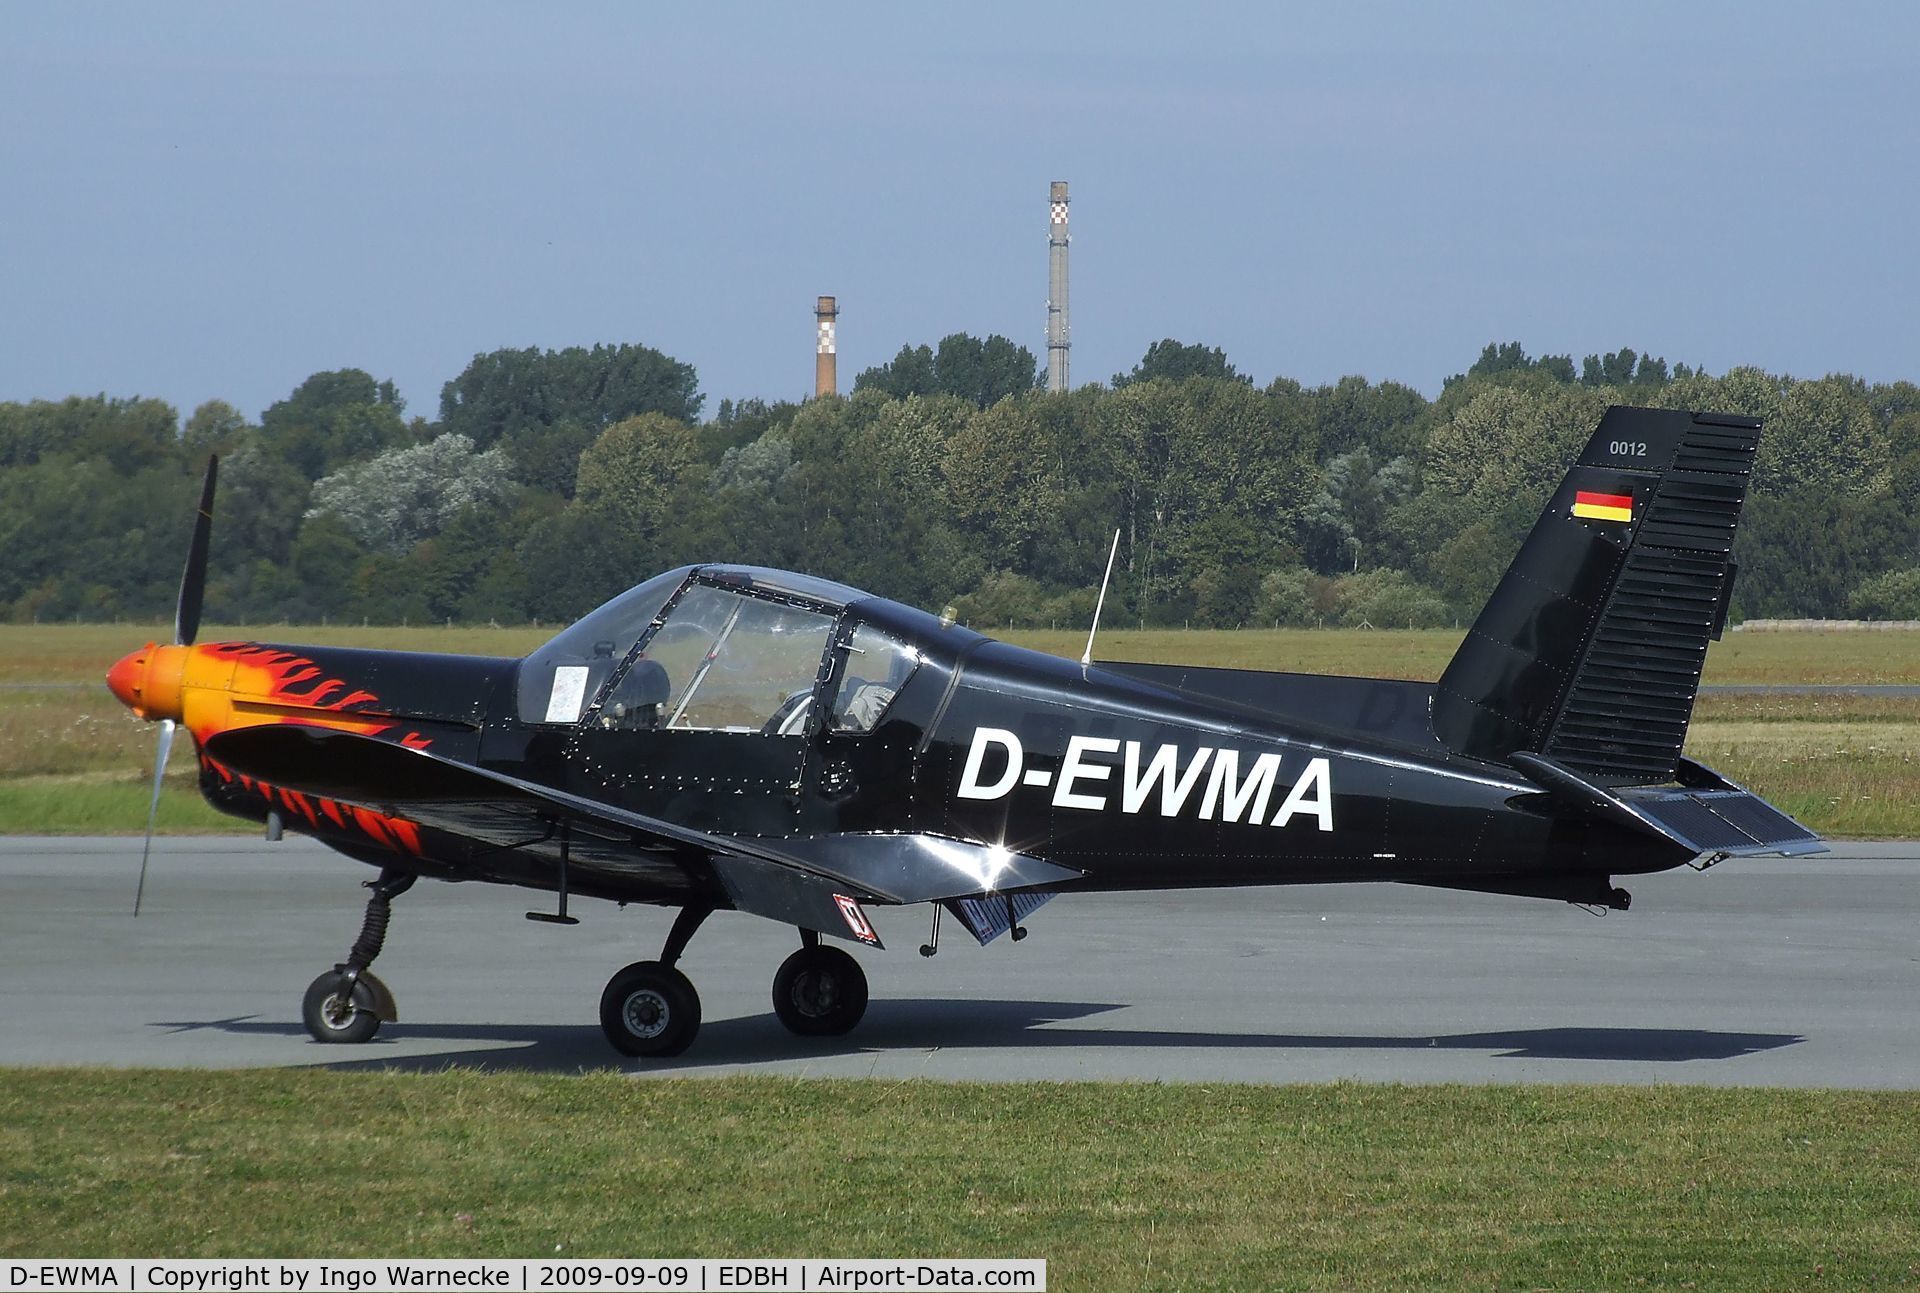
left=199, top=591, right=1687, bottom=910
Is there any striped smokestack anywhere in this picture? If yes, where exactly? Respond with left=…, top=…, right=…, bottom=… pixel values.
left=814, top=295, right=838, bottom=397
left=1046, top=181, right=1070, bottom=393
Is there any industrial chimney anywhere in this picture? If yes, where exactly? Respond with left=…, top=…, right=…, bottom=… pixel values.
left=815, top=295, right=838, bottom=397
left=1046, top=181, right=1070, bottom=393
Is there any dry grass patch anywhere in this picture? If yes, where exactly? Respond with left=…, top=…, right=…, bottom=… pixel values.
left=1685, top=697, right=1920, bottom=838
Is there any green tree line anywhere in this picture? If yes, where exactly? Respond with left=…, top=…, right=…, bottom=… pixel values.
left=3, top=338, right=1917, bottom=630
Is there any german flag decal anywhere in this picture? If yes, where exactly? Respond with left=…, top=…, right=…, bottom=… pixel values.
left=1572, top=489, right=1633, bottom=523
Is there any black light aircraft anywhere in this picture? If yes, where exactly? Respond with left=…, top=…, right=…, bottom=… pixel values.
left=105, top=406, right=1821, bottom=1058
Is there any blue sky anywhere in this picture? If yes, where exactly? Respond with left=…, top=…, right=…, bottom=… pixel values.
left=2, top=2, right=1913, bottom=422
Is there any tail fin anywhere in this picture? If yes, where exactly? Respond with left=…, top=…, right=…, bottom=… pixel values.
left=1432, top=406, right=1758, bottom=784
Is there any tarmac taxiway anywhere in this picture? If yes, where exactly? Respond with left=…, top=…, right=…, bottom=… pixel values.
left=2, top=836, right=1914, bottom=1086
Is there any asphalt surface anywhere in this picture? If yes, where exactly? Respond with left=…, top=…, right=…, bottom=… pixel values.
left=2, top=836, right=1915, bottom=1087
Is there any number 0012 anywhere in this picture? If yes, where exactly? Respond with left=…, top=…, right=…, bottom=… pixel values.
left=1608, top=441, right=1648, bottom=457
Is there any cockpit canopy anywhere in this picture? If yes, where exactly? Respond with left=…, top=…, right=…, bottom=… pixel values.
left=514, top=565, right=918, bottom=735
left=517, top=566, right=693, bottom=725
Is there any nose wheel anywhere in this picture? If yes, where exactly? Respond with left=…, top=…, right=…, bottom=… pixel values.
left=302, top=869, right=411, bottom=1045
left=302, top=969, right=384, bottom=1044
left=772, top=944, right=869, bottom=1036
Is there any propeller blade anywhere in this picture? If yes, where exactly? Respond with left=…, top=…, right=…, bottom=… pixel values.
left=133, top=718, right=176, bottom=917
left=175, top=455, right=219, bottom=647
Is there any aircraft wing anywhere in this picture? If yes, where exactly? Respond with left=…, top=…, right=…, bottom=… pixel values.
left=202, top=725, right=1080, bottom=947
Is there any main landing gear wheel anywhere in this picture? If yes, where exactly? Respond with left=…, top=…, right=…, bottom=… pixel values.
left=600, top=961, right=702, bottom=1058
left=772, top=945, right=869, bottom=1037
left=302, top=970, right=381, bottom=1044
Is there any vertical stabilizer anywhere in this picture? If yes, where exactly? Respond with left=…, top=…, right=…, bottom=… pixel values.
left=1432, top=406, right=1759, bottom=784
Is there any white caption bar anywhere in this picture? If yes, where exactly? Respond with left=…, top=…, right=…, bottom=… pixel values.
left=3, top=1260, right=1045, bottom=1293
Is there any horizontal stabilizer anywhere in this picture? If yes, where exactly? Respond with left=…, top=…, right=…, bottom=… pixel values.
left=1616, top=786, right=1824, bottom=857
left=1509, top=748, right=1824, bottom=859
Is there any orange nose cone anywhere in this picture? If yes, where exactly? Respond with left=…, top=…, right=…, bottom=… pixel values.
left=106, top=646, right=151, bottom=711
left=106, top=643, right=188, bottom=721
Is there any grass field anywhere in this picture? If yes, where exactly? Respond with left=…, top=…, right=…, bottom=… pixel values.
left=1686, top=693, right=1920, bottom=839
left=13, top=621, right=1920, bottom=684
left=0, top=1071, right=1914, bottom=1287
left=3, top=623, right=1915, bottom=836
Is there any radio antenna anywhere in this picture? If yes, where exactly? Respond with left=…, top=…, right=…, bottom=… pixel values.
left=1081, top=528, right=1122, bottom=668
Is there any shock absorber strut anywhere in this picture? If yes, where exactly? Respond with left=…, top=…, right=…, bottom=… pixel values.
left=340, top=869, right=415, bottom=990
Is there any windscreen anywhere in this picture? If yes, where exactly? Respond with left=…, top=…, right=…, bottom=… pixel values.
left=597, top=583, right=834, bottom=733
left=515, top=567, right=693, bottom=724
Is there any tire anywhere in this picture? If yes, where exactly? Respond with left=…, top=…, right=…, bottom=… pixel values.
left=302, top=970, right=381, bottom=1044
left=771, top=945, right=869, bottom=1037
left=600, top=961, right=702, bottom=1058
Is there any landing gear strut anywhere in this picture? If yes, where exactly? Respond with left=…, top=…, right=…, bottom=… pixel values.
left=599, top=905, right=711, bottom=1058
left=302, top=869, right=414, bottom=1044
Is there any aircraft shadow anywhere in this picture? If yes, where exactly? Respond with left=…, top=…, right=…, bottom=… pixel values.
left=152, top=998, right=1803, bottom=1074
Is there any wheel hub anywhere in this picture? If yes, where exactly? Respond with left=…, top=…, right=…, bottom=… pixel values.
left=795, top=970, right=838, bottom=1016
left=623, top=989, right=671, bottom=1039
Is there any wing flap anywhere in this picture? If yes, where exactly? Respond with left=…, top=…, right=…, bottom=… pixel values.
left=710, top=856, right=884, bottom=947
left=772, top=834, right=1082, bottom=904
left=946, top=891, right=1057, bottom=945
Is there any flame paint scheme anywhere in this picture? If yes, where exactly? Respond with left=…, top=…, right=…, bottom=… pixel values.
left=107, top=407, right=1824, bottom=1058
